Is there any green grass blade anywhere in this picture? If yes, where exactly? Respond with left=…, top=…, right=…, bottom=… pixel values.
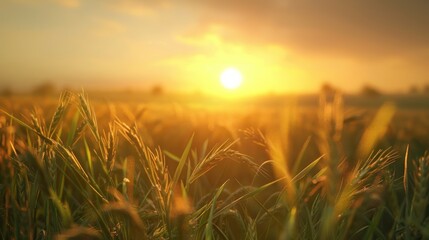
left=213, top=177, right=287, bottom=219
left=84, top=138, right=94, bottom=176
left=205, top=181, right=228, bottom=240
left=66, top=112, right=79, bottom=146
left=363, top=207, right=385, bottom=240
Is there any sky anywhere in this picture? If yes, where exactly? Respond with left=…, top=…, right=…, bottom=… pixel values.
left=1, top=0, right=429, bottom=95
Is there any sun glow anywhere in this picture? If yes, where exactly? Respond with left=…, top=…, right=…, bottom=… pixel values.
left=220, top=67, right=243, bottom=90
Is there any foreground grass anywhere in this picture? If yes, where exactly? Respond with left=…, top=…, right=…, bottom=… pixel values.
left=0, top=91, right=428, bottom=239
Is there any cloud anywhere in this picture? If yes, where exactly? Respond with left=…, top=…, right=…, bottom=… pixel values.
left=181, top=0, right=429, bottom=60
left=106, top=0, right=170, bottom=17
left=5, top=0, right=80, bottom=8
left=92, top=18, right=127, bottom=37
left=55, top=0, right=80, bottom=8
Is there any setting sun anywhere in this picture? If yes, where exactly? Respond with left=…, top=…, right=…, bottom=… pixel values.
left=220, top=67, right=243, bottom=90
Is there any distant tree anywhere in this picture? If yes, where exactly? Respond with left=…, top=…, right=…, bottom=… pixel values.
left=321, top=82, right=336, bottom=93
left=0, top=87, right=13, bottom=97
left=61, top=86, right=74, bottom=93
left=361, top=84, right=382, bottom=97
left=424, top=84, right=429, bottom=94
left=32, top=82, right=56, bottom=96
left=320, top=82, right=339, bottom=101
left=409, top=85, right=420, bottom=94
left=151, top=84, right=164, bottom=95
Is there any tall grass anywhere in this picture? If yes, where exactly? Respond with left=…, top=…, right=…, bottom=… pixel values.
left=0, top=91, right=428, bottom=239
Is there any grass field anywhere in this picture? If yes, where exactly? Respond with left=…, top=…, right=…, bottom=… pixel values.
left=1, top=91, right=429, bottom=239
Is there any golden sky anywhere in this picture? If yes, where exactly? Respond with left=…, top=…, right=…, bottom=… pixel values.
left=1, top=0, right=429, bottom=95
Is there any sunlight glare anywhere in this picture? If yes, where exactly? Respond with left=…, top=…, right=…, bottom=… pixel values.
left=220, top=67, right=243, bottom=90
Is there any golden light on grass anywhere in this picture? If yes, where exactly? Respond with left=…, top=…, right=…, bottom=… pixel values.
left=220, top=67, right=243, bottom=90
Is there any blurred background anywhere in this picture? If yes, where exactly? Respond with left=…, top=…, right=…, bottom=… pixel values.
left=1, top=0, right=429, bottom=96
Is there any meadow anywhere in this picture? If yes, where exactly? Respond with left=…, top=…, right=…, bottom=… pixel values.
left=1, top=91, right=429, bottom=239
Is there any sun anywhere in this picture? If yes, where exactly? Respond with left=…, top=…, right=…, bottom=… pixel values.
left=220, top=67, right=243, bottom=90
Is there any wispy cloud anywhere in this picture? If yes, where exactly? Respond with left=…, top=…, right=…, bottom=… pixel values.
left=106, top=0, right=170, bottom=17
left=55, top=0, right=80, bottom=8
left=5, top=0, right=80, bottom=8
left=92, top=18, right=127, bottom=37
left=181, top=0, right=429, bottom=60
left=2, top=0, right=428, bottom=91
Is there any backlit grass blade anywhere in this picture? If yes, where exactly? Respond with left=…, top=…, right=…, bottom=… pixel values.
left=357, top=103, right=395, bottom=159
left=172, top=134, right=193, bottom=188
left=292, top=136, right=312, bottom=175
left=404, top=145, right=410, bottom=217
left=291, top=155, right=322, bottom=183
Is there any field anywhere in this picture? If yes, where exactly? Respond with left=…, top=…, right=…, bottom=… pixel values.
left=1, top=91, right=429, bottom=239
